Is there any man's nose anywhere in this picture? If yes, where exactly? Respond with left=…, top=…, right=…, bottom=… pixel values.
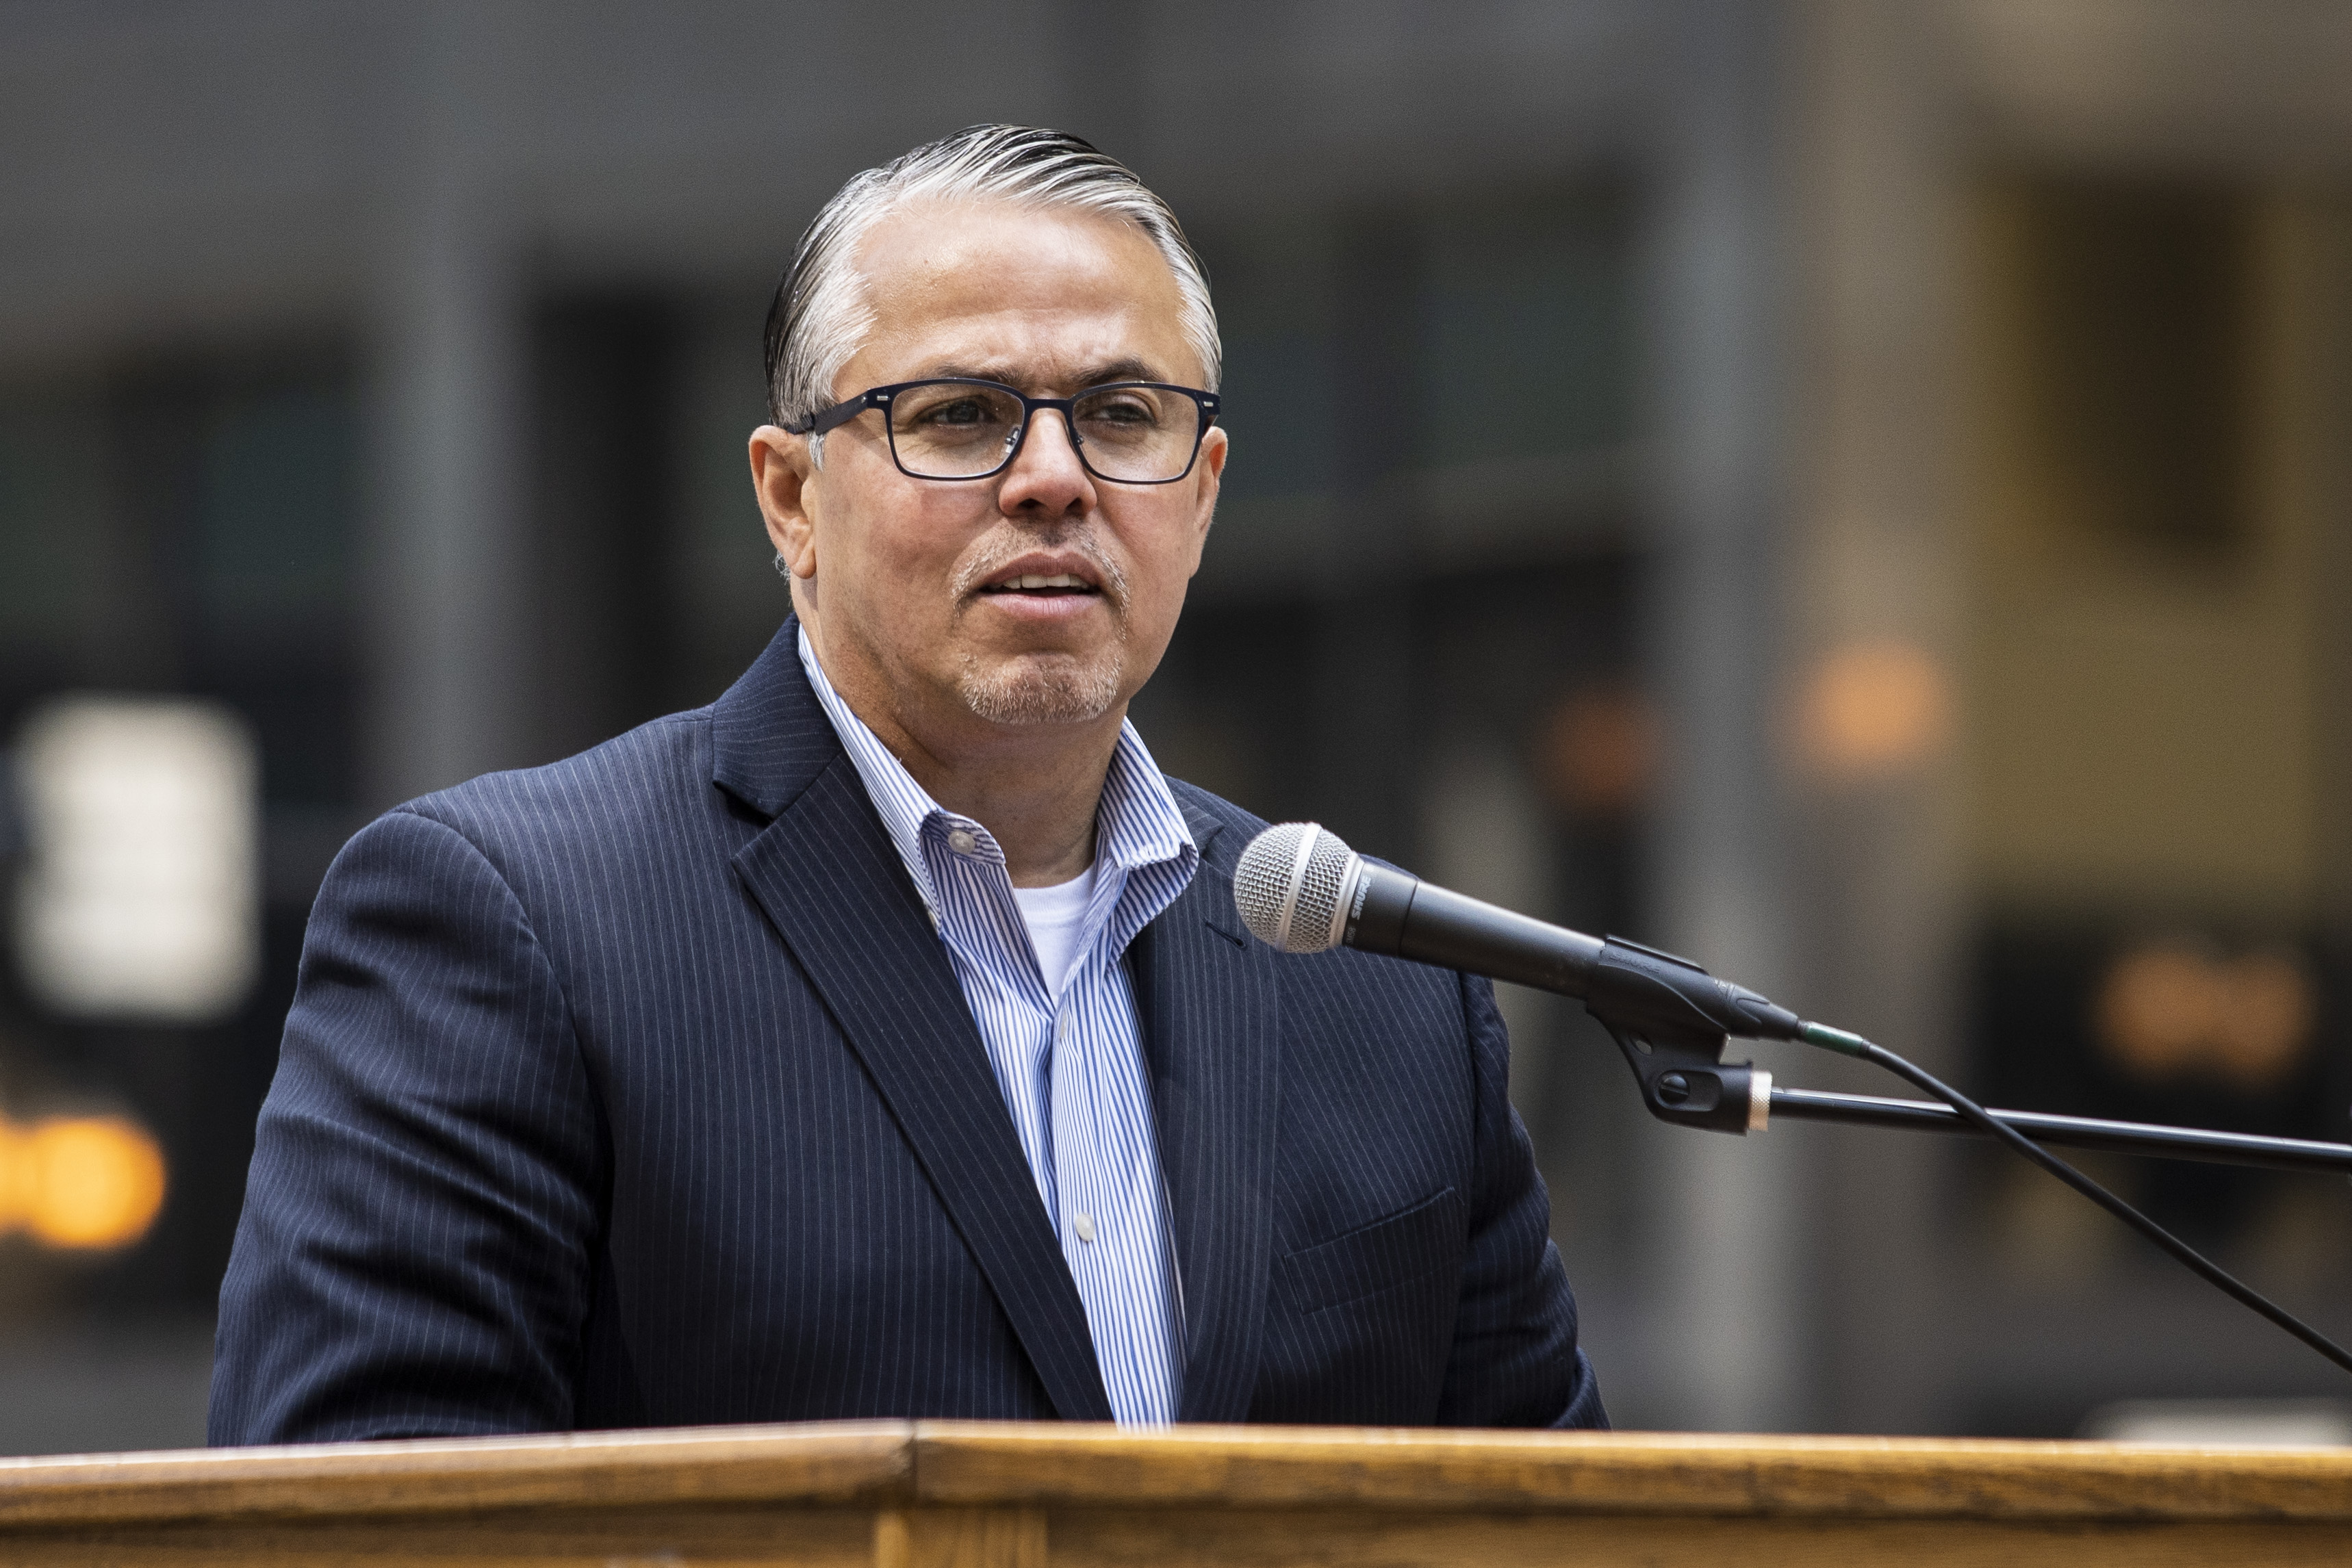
left=997, top=408, right=1096, bottom=516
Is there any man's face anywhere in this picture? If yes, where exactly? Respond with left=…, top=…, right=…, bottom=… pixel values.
left=756, top=198, right=1225, bottom=748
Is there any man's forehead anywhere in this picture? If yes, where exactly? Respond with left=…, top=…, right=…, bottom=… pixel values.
left=850, top=200, right=1196, bottom=381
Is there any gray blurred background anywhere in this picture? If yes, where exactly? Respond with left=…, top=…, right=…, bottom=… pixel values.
left=5, top=0, right=2352, bottom=1453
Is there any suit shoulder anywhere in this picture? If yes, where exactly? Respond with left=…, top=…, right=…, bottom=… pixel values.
left=391, top=707, right=717, bottom=858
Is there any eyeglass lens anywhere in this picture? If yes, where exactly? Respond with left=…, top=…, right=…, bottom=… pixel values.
left=886, top=382, right=1201, bottom=482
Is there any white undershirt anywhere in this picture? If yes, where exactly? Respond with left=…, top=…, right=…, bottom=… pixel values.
left=1010, top=861, right=1097, bottom=1001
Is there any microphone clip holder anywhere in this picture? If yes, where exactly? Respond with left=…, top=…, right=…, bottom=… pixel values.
left=1583, top=937, right=1796, bottom=1135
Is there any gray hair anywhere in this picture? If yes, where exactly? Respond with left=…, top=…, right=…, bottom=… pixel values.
left=763, top=125, right=1220, bottom=432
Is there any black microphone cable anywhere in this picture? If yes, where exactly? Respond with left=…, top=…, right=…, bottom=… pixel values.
left=1799, top=1020, right=2352, bottom=1378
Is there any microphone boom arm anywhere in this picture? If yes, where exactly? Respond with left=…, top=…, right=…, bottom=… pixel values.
left=1765, top=1084, right=2352, bottom=1176
left=1498, top=923, right=2352, bottom=1176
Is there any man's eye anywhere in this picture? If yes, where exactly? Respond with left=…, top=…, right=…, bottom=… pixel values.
left=921, top=399, right=991, bottom=426
left=1084, top=397, right=1156, bottom=426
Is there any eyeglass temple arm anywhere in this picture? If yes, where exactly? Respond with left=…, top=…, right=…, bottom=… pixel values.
left=781, top=390, right=886, bottom=438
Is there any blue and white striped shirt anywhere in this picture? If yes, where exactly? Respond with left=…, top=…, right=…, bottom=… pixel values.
left=797, top=628, right=1195, bottom=1424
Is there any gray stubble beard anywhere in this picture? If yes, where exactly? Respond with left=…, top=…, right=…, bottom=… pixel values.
left=957, top=644, right=1127, bottom=725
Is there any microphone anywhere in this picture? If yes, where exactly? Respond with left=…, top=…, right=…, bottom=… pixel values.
left=1231, top=822, right=1800, bottom=1133
left=1231, top=821, right=1609, bottom=990
left=1233, top=826, right=2352, bottom=1381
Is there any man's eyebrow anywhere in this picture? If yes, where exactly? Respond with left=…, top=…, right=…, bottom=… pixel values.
left=917, top=357, right=1166, bottom=388
left=1072, top=357, right=1160, bottom=387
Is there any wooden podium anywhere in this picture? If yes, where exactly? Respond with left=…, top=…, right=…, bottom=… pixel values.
left=4, top=1421, right=2350, bottom=1565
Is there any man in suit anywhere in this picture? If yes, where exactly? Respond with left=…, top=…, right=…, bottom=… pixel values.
left=211, top=125, right=1605, bottom=1443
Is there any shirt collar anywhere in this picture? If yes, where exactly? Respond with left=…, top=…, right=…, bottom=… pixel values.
left=795, top=624, right=1197, bottom=914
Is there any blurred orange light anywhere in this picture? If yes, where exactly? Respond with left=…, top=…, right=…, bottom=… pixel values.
left=23, top=1116, right=167, bottom=1251
left=1796, top=640, right=1952, bottom=782
left=2095, top=942, right=2312, bottom=1094
left=1539, top=685, right=1660, bottom=819
left=2096, top=944, right=2221, bottom=1081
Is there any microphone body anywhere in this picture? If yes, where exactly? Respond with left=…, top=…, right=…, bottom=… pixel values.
left=1233, top=822, right=1801, bottom=1134
left=1344, top=858, right=1605, bottom=999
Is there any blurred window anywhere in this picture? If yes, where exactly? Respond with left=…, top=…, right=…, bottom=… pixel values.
left=193, top=387, right=357, bottom=629
left=1422, top=192, right=1636, bottom=471
left=1985, top=175, right=2253, bottom=567
left=0, top=389, right=112, bottom=651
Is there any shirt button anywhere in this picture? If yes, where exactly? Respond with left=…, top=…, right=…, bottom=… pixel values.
left=1073, top=1212, right=1097, bottom=1244
left=947, top=828, right=977, bottom=855
left=1056, top=1014, right=1071, bottom=1042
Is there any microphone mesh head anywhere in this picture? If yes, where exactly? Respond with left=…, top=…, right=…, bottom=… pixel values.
left=1233, top=823, right=1312, bottom=945
left=1232, top=823, right=1357, bottom=954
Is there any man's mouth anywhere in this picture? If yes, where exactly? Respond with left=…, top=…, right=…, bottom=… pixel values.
left=980, top=573, right=1100, bottom=597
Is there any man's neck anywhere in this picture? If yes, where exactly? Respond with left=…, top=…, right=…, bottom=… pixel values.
left=899, top=732, right=1113, bottom=887
left=806, top=624, right=1121, bottom=888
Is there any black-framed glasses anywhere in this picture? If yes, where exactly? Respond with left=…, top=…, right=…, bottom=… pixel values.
left=784, top=378, right=1220, bottom=485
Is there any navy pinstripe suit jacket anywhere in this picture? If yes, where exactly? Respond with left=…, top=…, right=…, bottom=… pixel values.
left=210, top=619, right=1606, bottom=1443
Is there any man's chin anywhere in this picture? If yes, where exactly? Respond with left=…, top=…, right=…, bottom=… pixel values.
left=954, top=649, right=1125, bottom=727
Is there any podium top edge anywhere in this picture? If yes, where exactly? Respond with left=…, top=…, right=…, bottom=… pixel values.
left=4, top=1421, right=2351, bottom=1532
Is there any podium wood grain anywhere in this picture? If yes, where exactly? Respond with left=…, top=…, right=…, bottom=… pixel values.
left=3, top=1421, right=2349, bottom=1565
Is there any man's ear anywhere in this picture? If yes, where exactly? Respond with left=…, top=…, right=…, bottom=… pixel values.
left=1184, top=424, right=1228, bottom=573
left=750, top=425, right=820, bottom=581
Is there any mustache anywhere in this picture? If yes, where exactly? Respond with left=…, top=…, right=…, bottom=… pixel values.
left=949, top=525, right=1130, bottom=608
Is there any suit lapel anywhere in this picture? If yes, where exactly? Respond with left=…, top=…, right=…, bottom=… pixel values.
left=1132, top=822, right=1281, bottom=1424
left=718, top=623, right=1112, bottom=1423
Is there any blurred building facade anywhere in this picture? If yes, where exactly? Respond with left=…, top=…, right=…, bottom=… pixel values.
left=2, top=0, right=2350, bottom=1452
